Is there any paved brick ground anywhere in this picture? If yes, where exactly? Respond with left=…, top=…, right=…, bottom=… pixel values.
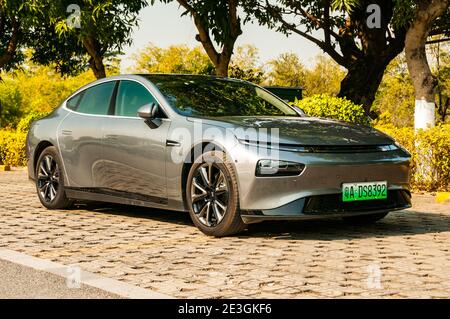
left=0, top=168, right=449, bottom=298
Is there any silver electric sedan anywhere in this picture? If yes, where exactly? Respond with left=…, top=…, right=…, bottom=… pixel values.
left=27, top=74, right=412, bottom=236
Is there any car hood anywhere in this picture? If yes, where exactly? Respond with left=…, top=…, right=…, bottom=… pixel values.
left=191, top=116, right=393, bottom=146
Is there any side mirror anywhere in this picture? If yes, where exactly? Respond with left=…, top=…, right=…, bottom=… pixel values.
left=138, top=103, right=158, bottom=120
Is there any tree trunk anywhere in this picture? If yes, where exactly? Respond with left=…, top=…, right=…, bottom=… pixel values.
left=88, top=56, right=107, bottom=79
left=82, top=36, right=107, bottom=79
left=405, top=0, right=449, bottom=130
left=338, top=57, right=391, bottom=113
left=215, top=58, right=230, bottom=77
left=0, top=17, right=20, bottom=71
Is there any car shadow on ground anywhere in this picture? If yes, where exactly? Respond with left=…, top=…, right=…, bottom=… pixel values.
left=74, top=202, right=450, bottom=240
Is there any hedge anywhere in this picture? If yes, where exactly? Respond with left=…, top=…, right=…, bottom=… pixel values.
left=0, top=130, right=27, bottom=167
left=375, top=124, right=450, bottom=192
left=0, top=111, right=47, bottom=167
left=292, top=94, right=370, bottom=125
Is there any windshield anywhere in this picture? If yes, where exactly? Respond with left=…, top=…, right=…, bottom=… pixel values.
left=144, top=75, right=298, bottom=117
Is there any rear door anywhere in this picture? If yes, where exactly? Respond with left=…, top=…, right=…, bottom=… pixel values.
left=100, top=80, right=170, bottom=204
left=58, top=81, right=117, bottom=188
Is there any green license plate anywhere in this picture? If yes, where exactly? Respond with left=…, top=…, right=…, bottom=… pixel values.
left=342, top=181, right=388, bottom=202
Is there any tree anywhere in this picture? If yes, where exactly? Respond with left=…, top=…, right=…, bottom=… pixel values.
left=244, top=0, right=410, bottom=112
left=266, top=52, right=306, bottom=87
left=0, top=0, right=38, bottom=72
left=131, top=44, right=215, bottom=74
left=0, top=54, right=95, bottom=127
left=158, top=0, right=244, bottom=77
left=372, top=55, right=415, bottom=127
left=229, top=44, right=264, bottom=83
left=429, top=35, right=450, bottom=123
left=303, top=55, right=346, bottom=96
left=405, top=0, right=450, bottom=129
left=32, top=0, right=146, bottom=79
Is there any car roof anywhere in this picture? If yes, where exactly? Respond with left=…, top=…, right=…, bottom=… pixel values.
left=136, top=73, right=250, bottom=83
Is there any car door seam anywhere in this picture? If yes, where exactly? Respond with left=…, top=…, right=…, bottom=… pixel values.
left=56, top=111, right=72, bottom=187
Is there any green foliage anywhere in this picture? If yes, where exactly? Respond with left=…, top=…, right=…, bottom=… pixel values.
left=376, top=124, right=450, bottom=191
left=303, top=55, right=346, bottom=97
left=132, top=44, right=265, bottom=83
left=0, top=0, right=39, bottom=71
left=331, top=0, right=361, bottom=12
left=0, top=129, right=27, bottom=166
left=229, top=65, right=264, bottom=84
left=16, top=111, right=48, bottom=133
left=267, top=53, right=305, bottom=87
left=266, top=54, right=345, bottom=96
left=0, top=62, right=94, bottom=128
left=229, top=45, right=264, bottom=84
left=31, top=0, right=146, bottom=77
left=292, top=94, right=369, bottom=125
left=372, top=55, right=415, bottom=127
left=131, top=44, right=215, bottom=75
left=0, top=80, right=22, bottom=128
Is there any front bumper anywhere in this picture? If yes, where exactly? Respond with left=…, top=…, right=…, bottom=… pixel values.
left=228, top=143, right=411, bottom=217
left=241, top=189, right=412, bottom=224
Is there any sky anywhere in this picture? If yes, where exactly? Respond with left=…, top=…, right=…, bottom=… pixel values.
left=120, top=2, right=323, bottom=71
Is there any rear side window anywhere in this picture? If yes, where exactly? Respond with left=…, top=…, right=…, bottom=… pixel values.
left=66, top=93, right=83, bottom=110
left=115, top=80, right=157, bottom=117
left=76, top=81, right=116, bottom=115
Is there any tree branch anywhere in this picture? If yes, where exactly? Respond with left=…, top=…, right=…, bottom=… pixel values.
left=176, top=0, right=220, bottom=65
left=324, top=0, right=331, bottom=46
left=261, top=1, right=346, bottom=66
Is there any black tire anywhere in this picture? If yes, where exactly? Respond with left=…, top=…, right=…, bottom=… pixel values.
left=35, top=146, right=72, bottom=209
left=186, top=151, right=246, bottom=237
left=342, top=212, right=389, bottom=225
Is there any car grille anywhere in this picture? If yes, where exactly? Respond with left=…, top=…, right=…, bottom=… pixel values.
left=302, top=145, right=393, bottom=153
left=303, top=190, right=411, bottom=215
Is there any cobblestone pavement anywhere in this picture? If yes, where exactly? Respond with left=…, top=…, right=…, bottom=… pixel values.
left=1, top=169, right=449, bottom=298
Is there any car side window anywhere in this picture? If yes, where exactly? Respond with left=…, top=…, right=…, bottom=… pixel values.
left=66, top=92, right=83, bottom=111
left=76, top=81, right=116, bottom=115
left=115, top=81, right=158, bottom=117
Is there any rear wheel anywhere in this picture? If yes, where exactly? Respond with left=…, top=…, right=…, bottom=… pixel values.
left=342, top=212, right=389, bottom=224
left=35, top=146, right=72, bottom=209
left=186, top=151, right=246, bottom=237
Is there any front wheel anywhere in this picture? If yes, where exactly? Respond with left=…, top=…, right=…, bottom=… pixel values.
left=342, top=212, right=389, bottom=225
left=186, top=151, right=246, bottom=237
left=35, top=146, right=72, bottom=209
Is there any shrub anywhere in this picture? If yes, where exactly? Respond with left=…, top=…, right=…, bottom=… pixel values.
left=0, top=130, right=27, bottom=166
left=376, top=124, right=450, bottom=191
left=0, top=80, right=23, bottom=128
left=292, top=94, right=370, bottom=125
left=16, top=111, right=49, bottom=133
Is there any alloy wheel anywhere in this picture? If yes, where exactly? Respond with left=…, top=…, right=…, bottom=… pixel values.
left=191, top=162, right=229, bottom=227
left=37, top=155, right=60, bottom=203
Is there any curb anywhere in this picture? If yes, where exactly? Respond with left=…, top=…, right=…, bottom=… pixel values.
left=0, top=249, right=173, bottom=299
left=436, top=192, right=450, bottom=204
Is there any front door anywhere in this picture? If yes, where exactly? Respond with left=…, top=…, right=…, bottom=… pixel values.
left=100, top=80, right=170, bottom=204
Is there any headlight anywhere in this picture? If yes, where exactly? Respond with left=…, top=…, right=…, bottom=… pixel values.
left=378, top=144, right=398, bottom=152
left=256, top=160, right=305, bottom=177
